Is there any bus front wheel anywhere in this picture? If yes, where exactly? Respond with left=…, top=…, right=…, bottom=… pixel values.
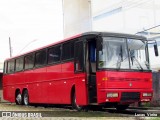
left=72, top=92, right=83, bottom=111
left=22, top=90, right=29, bottom=106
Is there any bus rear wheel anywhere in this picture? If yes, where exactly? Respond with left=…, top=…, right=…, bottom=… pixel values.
left=72, top=92, right=83, bottom=111
left=22, top=90, right=29, bottom=106
left=15, top=91, right=22, bottom=105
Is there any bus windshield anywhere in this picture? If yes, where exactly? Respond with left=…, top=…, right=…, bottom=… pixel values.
left=98, top=37, right=150, bottom=70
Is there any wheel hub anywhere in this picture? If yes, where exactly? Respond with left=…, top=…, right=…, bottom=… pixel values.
left=16, top=94, right=22, bottom=104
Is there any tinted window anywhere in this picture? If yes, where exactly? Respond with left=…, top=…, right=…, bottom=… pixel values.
left=75, top=41, right=84, bottom=71
left=24, top=54, right=34, bottom=69
left=62, top=41, right=74, bottom=60
left=3, top=62, right=7, bottom=74
left=35, top=50, right=46, bottom=67
left=15, top=57, right=24, bottom=71
left=7, top=60, right=15, bottom=73
left=48, top=45, right=61, bottom=64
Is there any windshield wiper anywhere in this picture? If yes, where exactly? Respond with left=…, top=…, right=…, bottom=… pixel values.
left=133, top=57, right=143, bottom=71
left=116, top=60, right=121, bottom=69
left=129, top=49, right=143, bottom=71
left=116, top=46, right=123, bottom=69
left=145, top=61, right=150, bottom=69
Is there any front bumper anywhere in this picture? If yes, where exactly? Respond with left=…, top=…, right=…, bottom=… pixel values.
left=97, top=89, right=153, bottom=104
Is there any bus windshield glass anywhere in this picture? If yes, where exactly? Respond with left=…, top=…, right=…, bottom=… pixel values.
left=98, top=37, right=150, bottom=70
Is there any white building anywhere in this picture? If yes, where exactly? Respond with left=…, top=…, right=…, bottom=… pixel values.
left=63, top=0, right=160, bottom=71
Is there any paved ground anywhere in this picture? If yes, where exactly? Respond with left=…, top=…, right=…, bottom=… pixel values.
left=0, top=103, right=160, bottom=120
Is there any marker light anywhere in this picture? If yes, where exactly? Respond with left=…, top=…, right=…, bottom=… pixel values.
left=102, top=77, right=108, bottom=81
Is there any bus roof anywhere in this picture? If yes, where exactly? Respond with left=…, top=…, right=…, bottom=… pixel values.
left=5, top=31, right=146, bottom=61
left=83, top=31, right=146, bottom=40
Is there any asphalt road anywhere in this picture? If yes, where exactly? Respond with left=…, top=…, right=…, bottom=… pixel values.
left=0, top=103, right=160, bottom=120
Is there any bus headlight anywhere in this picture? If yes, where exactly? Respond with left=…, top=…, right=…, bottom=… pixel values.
left=107, top=93, right=118, bottom=98
left=143, top=93, right=152, bottom=97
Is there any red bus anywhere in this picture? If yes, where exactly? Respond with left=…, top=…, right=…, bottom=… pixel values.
left=3, top=32, right=157, bottom=110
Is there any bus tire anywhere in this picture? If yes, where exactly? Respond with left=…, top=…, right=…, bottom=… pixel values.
left=116, top=104, right=129, bottom=111
left=22, top=90, right=29, bottom=106
left=72, top=92, right=83, bottom=111
left=15, top=91, right=22, bottom=105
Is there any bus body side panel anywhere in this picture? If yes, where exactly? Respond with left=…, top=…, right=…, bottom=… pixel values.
left=46, top=64, right=62, bottom=104
left=25, top=67, right=47, bottom=103
left=3, top=73, right=16, bottom=86
left=61, top=62, right=75, bottom=104
left=3, top=86, right=15, bottom=102
left=3, top=74, right=16, bottom=102
left=97, top=71, right=152, bottom=104
left=3, top=86, right=7, bottom=101
left=14, top=71, right=24, bottom=85
left=75, top=73, right=88, bottom=105
left=24, top=70, right=34, bottom=102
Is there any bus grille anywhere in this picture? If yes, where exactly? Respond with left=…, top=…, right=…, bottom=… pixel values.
left=121, top=92, right=140, bottom=102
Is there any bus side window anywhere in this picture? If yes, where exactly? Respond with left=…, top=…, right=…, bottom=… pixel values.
left=24, top=54, right=34, bottom=70
left=74, top=40, right=84, bottom=72
left=7, top=59, right=15, bottom=73
left=15, top=57, right=24, bottom=72
left=62, top=41, right=74, bottom=61
left=35, top=49, right=47, bottom=67
left=3, top=62, right=7, bottom=74
left=48, top=45, right=61, bottom=64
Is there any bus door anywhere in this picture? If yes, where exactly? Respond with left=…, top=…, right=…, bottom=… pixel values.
left=74, top=40, right=88, bottom=105
left=86, top=38, right=97, bottom=104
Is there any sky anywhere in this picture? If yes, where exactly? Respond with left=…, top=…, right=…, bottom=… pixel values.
left=0, top=0, right=63, bottom=62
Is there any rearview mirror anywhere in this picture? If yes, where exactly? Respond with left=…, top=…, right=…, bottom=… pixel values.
left=148, top=39, right=159, bottom=57
left=154, top=44, right=159, bottom=56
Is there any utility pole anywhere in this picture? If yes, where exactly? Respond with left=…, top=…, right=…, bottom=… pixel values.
left=9, top=37, right=12, bottom=57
